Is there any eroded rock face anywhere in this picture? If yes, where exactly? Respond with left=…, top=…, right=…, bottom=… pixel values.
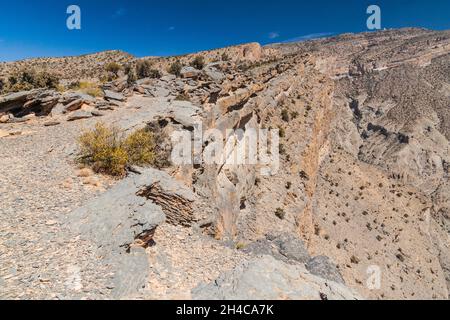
left=0, top=89, right=106, bottom=121
left=0, top=91, right=34, bottom=114
left=0, top=90, right=60, bottom=117
left=136, top=181, right=197, bottom=227
left=192, top=255, right=361, bottom=300
left=242, top=233, right=345, bottom=285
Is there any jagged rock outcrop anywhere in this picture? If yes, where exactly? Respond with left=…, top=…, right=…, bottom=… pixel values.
left=0, top=89, right=110, bottom=122
left=180, top=66, right=200, bottom=79
left=0, top=90, right=60, bottom=117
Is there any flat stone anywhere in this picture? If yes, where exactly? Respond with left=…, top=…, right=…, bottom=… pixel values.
left=64, top=99, right=84, bottom=112
left=96, top=104, right=115, bottom=111
left=91, top=110, right=105, bottom=117
left=8, top=117, right=29, bottom=123
left=181, top=66, right=200, bottom=79
left=44, top=121, right=61, bottom=127
left=147, top=86, right=171, bottom=98
left=62, top=92, right=96, bottom=104
left=104, top=90, right=125, bottom=102
left=67, top=110, right=93, bottom=121
left=160, top=75, right=176, bottom=82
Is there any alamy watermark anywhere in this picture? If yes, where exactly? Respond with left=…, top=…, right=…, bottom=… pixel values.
left=67, top=5, right=81, bottom=30
left=367, top=5, right=382, bottom=30
left=171, top=124, right=280, bottom=176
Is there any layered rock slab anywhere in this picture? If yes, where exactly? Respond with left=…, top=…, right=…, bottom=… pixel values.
left=192, top=255, right=361, bottom=300
left=67, top=168, right=195, bottom=298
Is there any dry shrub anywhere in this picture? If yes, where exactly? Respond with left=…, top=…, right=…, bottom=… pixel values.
left=4, top=69, right=59, bottom=93
left=77, top=122, right=169, bottom=177
left=124, top=129, right=156, bottom=166
left=190, top=56, right=205, bottom=70
left=105, top=62, right=122, bottom=78
left=70, top=81, right=103, bottom=97
left=136, top=60, right=161, bottom=79
left=168, top=61, right=183, bottom=77
left=146, top=121, right=172, bottom=168
left=77, top=123, right=128, bottom=177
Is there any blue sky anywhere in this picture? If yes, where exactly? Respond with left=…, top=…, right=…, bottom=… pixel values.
left=0, top=0, right=449, bottom=62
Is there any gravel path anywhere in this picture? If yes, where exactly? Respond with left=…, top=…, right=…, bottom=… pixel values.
left=0, top=97, right=159, bottom=299
left=0, top=114, right=120, bottom=299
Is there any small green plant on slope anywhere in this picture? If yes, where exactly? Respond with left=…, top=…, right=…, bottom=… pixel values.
left=105, top=62, right=122, bottom=78
left=190, top=56, right=205, bottom=70
left=136, top=60, right=161, bottom=79
left=168, top=61, right=183, bottom=77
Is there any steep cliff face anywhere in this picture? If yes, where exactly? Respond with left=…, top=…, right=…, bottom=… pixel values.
left=188, top=28, right=450, bottom=299
left=267, top=28, right=450, bottom=299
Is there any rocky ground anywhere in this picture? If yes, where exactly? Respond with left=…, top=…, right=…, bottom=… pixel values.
left=1, top=28, right=449, bottom=300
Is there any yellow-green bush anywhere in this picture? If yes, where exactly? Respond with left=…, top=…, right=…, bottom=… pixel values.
left=124, top=129, right=156, bottom=166
left=78, top=123, right=128, bottom=176
left=70, top=81, right=103, bottom=97
left=77, top=123, right=165, bottom=177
